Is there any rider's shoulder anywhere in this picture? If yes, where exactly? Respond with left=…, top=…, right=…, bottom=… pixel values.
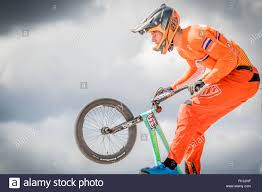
left=186, top=25, right=216, bottom=50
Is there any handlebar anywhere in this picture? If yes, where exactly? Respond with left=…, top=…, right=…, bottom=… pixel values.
left=152, top=86, right=188, bottom=112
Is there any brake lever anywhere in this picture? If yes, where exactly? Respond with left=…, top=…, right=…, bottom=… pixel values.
left=151, top=90, right=171, bottom=113
left=151, top=86, right=188, bottom=113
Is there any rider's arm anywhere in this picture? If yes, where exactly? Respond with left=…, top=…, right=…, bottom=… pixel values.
left=202, top=39, right=237, bottom=84
left=171, top=59, right=205, bottom=90
left=190, top=31, right=238, bottom=85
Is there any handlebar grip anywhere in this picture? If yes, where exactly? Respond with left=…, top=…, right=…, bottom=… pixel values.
left=173, top=86, right=188, bottom=94
left=155, top=86, right=188, bottom=104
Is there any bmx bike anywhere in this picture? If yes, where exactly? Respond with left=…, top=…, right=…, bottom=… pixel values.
left=75, top=86, right=188, bottom=174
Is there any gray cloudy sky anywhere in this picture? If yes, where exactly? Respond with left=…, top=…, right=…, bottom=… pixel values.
left=0, top=0, right=261, bottom=174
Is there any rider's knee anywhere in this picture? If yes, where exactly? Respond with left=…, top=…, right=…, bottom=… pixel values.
left=177, top=100, right=195, bottom=122
left=178, top=102, right=192, bottom=117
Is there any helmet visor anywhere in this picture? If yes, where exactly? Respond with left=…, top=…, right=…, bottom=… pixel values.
left=132, top=4, right=170, bottom=34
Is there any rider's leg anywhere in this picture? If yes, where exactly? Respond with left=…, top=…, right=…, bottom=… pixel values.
left=184, top=131, right=205, bottom=174
left=183, top=99, right=245, bottom=174
left=168, top=69, right=259, bottom=168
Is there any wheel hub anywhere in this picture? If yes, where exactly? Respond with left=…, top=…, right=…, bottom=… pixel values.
left=101, top=127, right=111, bottom=135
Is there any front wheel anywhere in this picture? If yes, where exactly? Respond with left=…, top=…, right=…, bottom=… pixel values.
left=75, top=98, right=137, bottom=164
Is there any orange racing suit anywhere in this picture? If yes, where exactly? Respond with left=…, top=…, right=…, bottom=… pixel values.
left=168, top=25, right=260, bottom=174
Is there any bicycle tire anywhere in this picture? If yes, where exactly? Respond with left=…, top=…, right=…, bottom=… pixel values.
left=75, top=98, right=137, bottom=164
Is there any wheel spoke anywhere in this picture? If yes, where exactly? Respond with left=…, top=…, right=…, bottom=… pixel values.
left=104, top=106, right=110, bottom=127
left=86, top=113, right=101, bottom=129
left=113, top=133, right=128, bottom=145
left=82, top=104, right=130, bottom=157
left=108, top=135, right=122, bottom=152
left=109, top=112, right=124, bottom=127
left=83, top=121, right=101, bottom=130
left=97, top=106, right=106, bottom=126
left=92, top=108, right=104, bottom=127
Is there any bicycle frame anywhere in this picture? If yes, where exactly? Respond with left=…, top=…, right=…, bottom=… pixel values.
left=140, top=108, right=183, bottom=174
left=108, top=86, right=188, bottom=174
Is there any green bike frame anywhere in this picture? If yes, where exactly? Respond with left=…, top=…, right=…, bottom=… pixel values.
left=140, top=108, right=183, bottom=174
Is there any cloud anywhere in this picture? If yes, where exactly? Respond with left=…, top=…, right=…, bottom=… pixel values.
left=202, top=120, right=262, bottom=173
left=0, top=1, right=190, bottom=122
left=0, top=0, right=103, bottom=36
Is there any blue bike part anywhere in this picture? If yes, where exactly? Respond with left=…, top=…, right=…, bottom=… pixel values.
left=141, top=163, right=180, bottom=174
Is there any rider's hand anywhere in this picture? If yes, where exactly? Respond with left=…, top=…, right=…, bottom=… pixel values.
left=164, top=86, right=173, bottom=91
left=160, top=86, right=173, bottom=94
left=155, top=86, right=173, bottom=98
left=188, top=80, right=205, bottom=95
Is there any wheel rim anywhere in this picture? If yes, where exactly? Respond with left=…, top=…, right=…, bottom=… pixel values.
left=82, top=105, right=129, bottom=156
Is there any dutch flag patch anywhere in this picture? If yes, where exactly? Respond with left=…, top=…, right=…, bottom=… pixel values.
left=202, top=38, right=212, bottom=50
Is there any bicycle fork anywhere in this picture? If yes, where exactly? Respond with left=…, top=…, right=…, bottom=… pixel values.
left=141, top=109, right=183, bottom=174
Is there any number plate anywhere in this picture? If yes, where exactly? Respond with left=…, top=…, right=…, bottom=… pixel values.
left=146, top=112, right=158, bottom=129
